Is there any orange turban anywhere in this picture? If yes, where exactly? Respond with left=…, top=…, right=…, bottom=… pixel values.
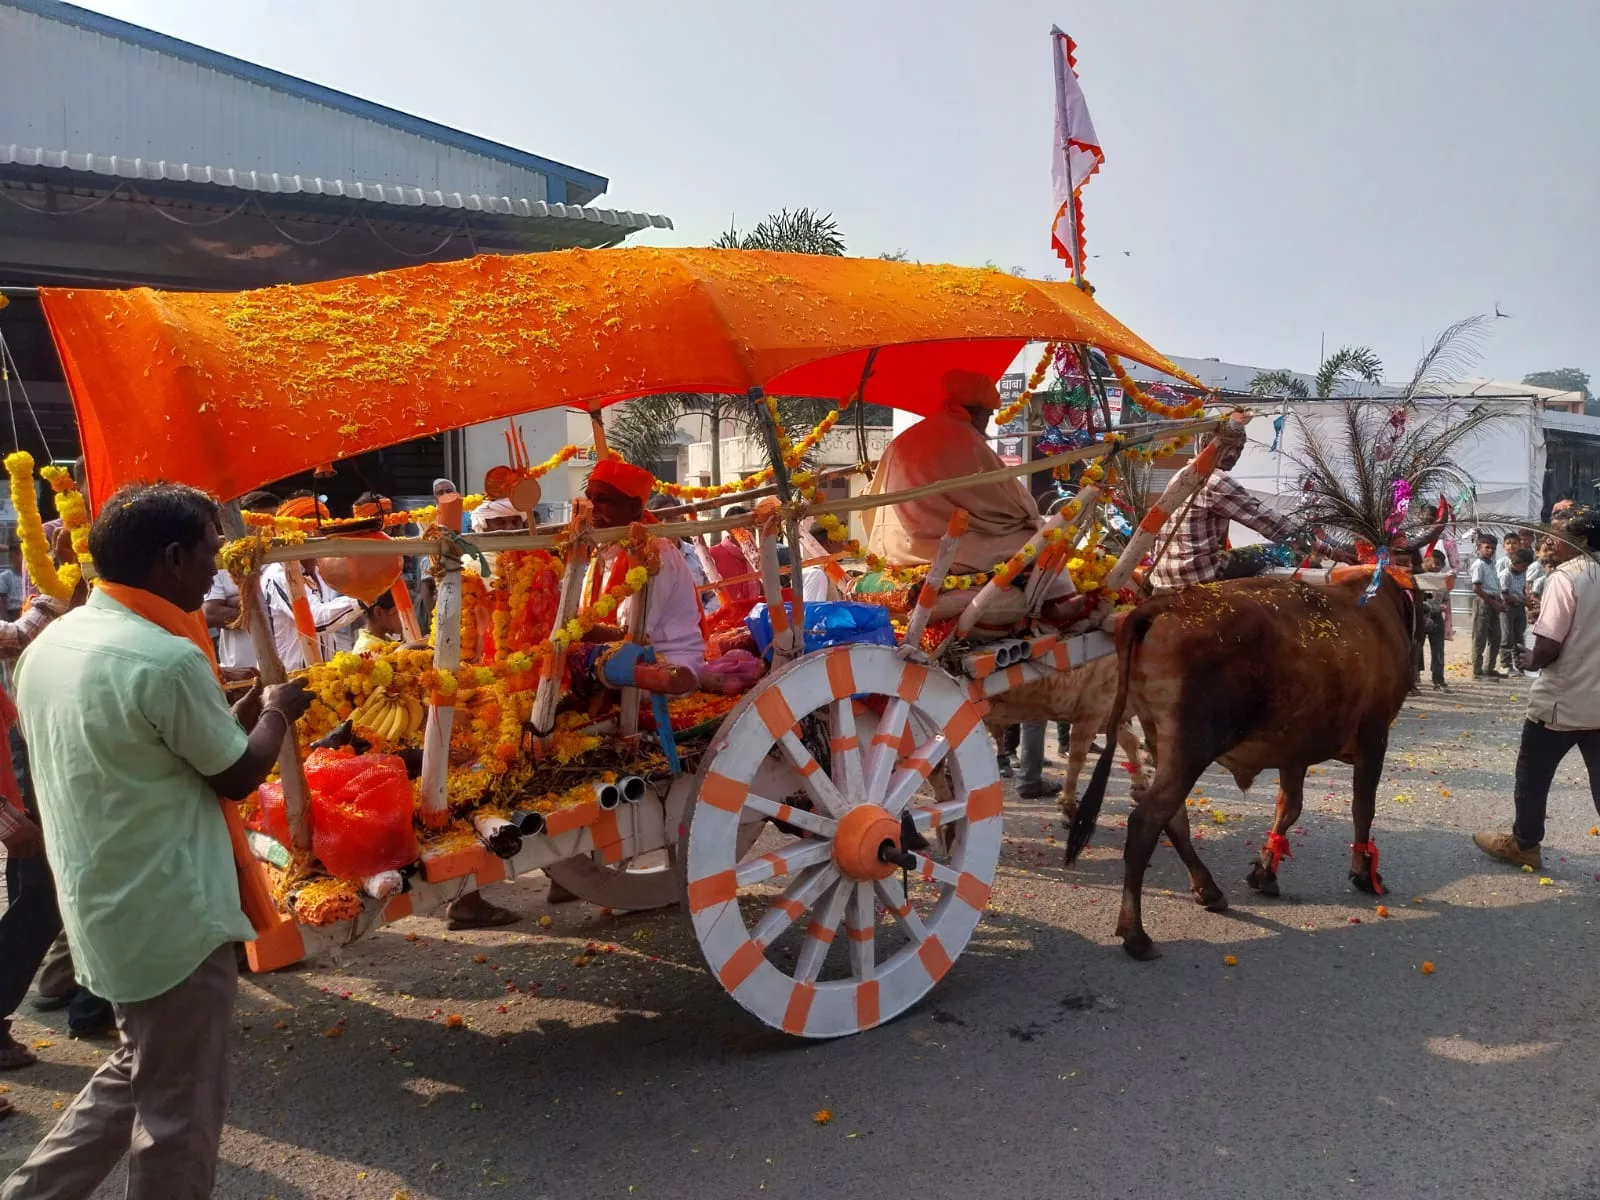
left=278, top=496, right=330, bottom=521
left=588, top=459, right=656, bottom=502
left=352, top=497, right=392, bottom=519
left=942, top=368, right=1001, bottom=412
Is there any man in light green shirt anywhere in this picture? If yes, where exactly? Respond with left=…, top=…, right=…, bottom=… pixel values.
left=3, top=483, right=309, bottom=1200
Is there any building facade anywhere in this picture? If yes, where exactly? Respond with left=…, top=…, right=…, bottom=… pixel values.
left=0, top=0, right=670, bottom=516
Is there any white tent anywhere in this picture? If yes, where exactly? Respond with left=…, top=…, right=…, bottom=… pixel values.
left=1227, top=397, right=1545, bottom=547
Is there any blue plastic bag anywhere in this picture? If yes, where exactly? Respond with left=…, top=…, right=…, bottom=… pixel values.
left=745, top=601, right=898, bottom=660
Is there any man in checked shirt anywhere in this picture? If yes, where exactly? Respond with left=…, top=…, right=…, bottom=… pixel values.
left=1147, top=425, right=1319, bottom=592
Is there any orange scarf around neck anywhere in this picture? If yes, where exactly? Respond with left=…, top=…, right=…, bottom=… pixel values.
left=96, top=581, right=285, bottom=940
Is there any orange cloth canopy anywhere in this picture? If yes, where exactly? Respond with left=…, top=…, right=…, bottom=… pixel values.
left=39, top=246, right=1194, bottom=509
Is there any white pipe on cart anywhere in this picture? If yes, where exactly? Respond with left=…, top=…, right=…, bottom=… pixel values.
left=362, top=870, right=404, bottom=900
left=472, top=814, right=523, bottom=858
left=510, top=808, right=547, bottom=836
left=594, top=781, right=622, bottom=811
left=419, top=539, right=462, bottom=831
left=619, top=775, right=647, bottom=804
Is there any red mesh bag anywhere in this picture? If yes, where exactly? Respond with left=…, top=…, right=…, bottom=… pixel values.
left=249, top=780, right=291, bottom=845
left=304, top=748, right=419, bottom=879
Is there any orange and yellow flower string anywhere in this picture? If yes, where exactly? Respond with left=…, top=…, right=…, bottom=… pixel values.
left=994, top=342, right=1060, bottom=428
left=653, top=401, right=847, bottom=502
left=4, top=451, right=85, bottom=601
left=1103, top=353, right=1207, bottom=420
left=244, top=494, right=489, bottom=536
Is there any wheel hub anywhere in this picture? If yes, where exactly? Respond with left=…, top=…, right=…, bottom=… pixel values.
left=832, top=804, right=901, bottom=881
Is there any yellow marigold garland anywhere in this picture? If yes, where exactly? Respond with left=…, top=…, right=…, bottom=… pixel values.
left=4, top=451, right=78, bottom=601
left=1103, top=353, right=1207, bottom=419
left=994, top=342, right=1060, bottom=428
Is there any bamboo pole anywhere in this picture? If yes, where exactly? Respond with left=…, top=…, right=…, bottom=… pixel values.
left=1096, top=411, right=1245, bottom=595
left=529, top=513, right=593, bottom=738
left=1023, top=484, right=1100, bottom=613
left=390, top=577, right=424, bottom=643
left=257, top=417, right=1228, bottom=567
left=418, top=496, right=464, bottom=830
left=901, top=508, right=969, bottom=652
left=280, top=560, right=325, bottom=667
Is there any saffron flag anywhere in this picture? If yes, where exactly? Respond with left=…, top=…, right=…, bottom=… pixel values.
left=1050, top=26, right=1104, bottom=277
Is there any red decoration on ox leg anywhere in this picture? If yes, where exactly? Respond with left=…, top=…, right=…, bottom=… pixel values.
left=1265, top=831, right=1293, bottom=873
left=1351, top=839, right=1385, bottom=895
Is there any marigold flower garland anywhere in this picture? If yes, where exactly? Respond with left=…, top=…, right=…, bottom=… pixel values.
left=653, top=401, right=846, bottom=502
left=4, top=452, right=79, bottom=601
left=1103, top=353, right=1207, bottom=420
left=994, top=342, right=1060, bottom=428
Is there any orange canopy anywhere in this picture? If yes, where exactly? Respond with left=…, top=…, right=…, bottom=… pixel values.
left=39, top=246, right=1195, bottom=508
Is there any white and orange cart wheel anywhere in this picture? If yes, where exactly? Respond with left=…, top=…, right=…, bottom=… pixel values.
left=681, top=644, right=1002, bottom=1038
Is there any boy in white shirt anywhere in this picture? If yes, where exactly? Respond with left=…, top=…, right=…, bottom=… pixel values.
left=1470, top=533, right=1507, bottom=678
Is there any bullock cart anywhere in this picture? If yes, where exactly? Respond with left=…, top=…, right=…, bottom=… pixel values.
left=30, top=247, right=1230, bottom=1037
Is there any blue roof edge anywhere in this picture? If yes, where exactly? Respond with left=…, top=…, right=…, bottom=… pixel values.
left=8, top=0, right=610, bottom=204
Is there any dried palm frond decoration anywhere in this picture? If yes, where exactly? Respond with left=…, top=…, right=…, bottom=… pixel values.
left=1288, top=315, right=1538, bottom=550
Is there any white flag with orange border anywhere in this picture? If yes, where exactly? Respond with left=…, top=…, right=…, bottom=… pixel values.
left=1050, top=26, right=1104, bottom=276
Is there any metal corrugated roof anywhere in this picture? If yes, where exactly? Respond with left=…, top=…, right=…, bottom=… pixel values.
left=1, top=145, right=673, bottom=232
left=3, top=0, right=610, bottom=204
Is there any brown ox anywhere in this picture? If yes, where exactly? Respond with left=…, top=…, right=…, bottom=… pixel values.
left=1064, top=570, right=1416, bottom=960
left=983, top=654, right=1150, bottom=820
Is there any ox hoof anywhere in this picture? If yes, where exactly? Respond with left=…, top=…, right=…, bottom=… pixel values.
left=1349, top=868, right=1386, bottom=896
left=1245, top=862, right=1280, bottom=898
left=1195, top=885, right=1229, bottom=913
left=1058, top=797, right=1079, bottom=827
left=1120, top=934, right=1161, bottom=961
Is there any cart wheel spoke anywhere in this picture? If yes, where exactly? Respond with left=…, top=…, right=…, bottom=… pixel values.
left=829, top=698, right=866, bottom=804
left=735, top=838, right=833, bottom=887
left=875, top=874, right=930, bottom=942
left=862, top=697, right=911, bottom=801
left=841, top=880, right=876, bottom=979
left=794, top=878, right=852, bottom=983
left=742, top=793, right=838, bottom=838
left=881, top=731, right=953, bottom=815
left=776, top=728, right=847, bottom=816
left=749, top=864, right=840, bottom=948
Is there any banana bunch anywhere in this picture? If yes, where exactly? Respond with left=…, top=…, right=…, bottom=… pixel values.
left=349, top=690, right=426, bottom=744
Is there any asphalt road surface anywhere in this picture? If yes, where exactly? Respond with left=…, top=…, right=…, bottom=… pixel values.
left=5, top=641, right=1599, bottom=1200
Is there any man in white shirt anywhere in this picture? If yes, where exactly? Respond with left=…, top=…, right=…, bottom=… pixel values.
left=1469, top=533, right=1507, bottom=678
left=202, top=491, right=280, bottom=672
left=258, top=560, right=361, bottom=672
left=1474, top=507, right=1600, bottom=869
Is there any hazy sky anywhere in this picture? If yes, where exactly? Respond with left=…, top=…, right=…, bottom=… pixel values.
left=78, top=0, right=1600, bottom=386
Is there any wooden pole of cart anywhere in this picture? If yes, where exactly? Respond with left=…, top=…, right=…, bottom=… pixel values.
left=419, top=494, right=464, bottom=830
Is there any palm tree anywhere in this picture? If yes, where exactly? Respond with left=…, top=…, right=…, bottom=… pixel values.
left=1249, top=345, right=1384, bottom=400
left=713, top=207, right=846, bottom=256
left=609, top=208, right=849, bottom=484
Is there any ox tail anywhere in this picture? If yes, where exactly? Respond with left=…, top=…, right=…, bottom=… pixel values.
left=1065, top=607, right=1155, bottom=866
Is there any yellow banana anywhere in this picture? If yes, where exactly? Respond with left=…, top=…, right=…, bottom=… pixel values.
left=403, top=696, right=425, bottom=737
left=379, top=701, right=408, bottom=743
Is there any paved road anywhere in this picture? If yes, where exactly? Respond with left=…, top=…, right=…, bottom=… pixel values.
left=5, top=642, right=1600, bottom=1200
